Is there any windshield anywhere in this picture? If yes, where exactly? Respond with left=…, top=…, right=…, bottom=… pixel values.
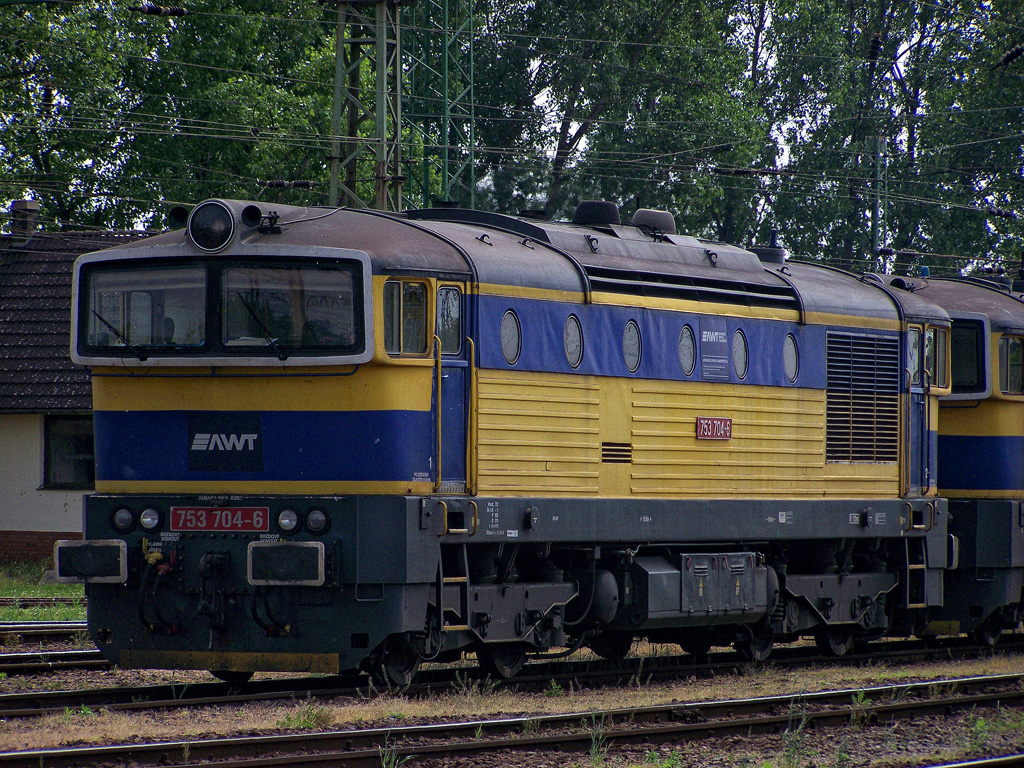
left=80, top=259, right=363, bottom=359
left=84, top=265, right=207, bottom=353
left=222, top=264, right=358, bottom=352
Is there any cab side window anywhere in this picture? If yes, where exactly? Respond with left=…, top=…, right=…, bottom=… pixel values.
left=384, top=280, right=428, bottom=355
left=925, top=327, right=948, bottom=387
left=951, top=321, right=985, bottom=394
left=436, top=286, right=462, bottom=355
left=1000, top=336, right=1024, bottom=394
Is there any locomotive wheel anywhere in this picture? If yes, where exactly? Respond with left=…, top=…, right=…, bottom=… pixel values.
left=210, top=670, right=254, bottom=684
left=477, top=643, right=529, bottom=679
left=587, top=631, right=635, bottom=660
left=735, top=633, right=773, bottom=662
left=368, top=634, right=422, bottom=688
left=814, top=627, right=855, bottom=657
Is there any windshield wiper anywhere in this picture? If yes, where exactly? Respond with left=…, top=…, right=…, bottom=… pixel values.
left=91, top=310, right=148, bottom=361
left=236, top=294, right=288, bottom=361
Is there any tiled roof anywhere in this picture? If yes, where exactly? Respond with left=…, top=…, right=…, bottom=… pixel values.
left=0, top=230, right=151, bottom=412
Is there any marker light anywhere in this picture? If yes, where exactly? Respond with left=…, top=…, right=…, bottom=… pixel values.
left=306, top=509, right=328, bottom=533
left=278, top=509, right=299, bottom=532
left=140, top=508, right=161, bottom=530
left=112, top=508, right=134, bottom=532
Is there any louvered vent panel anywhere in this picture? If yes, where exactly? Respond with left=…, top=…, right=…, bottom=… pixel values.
left=826, top=333, right=900, bottom=463
left=601, top=442, right=633, bottom=464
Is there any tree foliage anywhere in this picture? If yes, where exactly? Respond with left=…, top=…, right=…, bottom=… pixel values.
left=1, top=0, right=1023, bottom=274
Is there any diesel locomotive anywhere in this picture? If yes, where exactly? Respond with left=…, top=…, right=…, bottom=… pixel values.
left=54, top=198, right=1023, bottom=684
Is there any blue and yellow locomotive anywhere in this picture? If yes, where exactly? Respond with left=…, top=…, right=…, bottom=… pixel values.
left=56, top=198, right=1010, bottom=683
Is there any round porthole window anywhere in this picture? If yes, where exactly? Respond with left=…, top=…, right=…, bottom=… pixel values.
left=623, top=320, right=641, bottom=373
left=732, top=329, right=748, bottom=379
left=678, top=325, right=696, bottom=376
left=783, top=333, right=799, bottom=382
left=500, top=310, right=521, bottom=365
left=564, top=314, right=584, bottom=369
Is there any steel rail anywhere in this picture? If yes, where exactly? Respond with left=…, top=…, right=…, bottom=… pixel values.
left=3, top=673, right=1024, bottom=768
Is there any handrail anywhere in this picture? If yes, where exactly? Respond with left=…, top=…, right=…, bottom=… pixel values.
left=466, top=337, right=476, bottom=496
left=433, top=335, right=442, bottom=492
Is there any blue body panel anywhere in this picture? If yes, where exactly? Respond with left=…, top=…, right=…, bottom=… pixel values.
left=476, top=295, right=836, bottom=388
left=94, top=409, right=434, bottom=482
left=938, top=434, right=1024, bottom=492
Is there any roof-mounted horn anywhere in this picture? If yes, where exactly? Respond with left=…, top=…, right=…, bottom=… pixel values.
left=573, top=200, right=620, bottom=227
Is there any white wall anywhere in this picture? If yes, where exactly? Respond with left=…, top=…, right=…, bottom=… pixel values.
left=0, top=414, right=83, bottom=533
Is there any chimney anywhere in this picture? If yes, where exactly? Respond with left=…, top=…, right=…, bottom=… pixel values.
left=10, top=200, right=40, bottom=239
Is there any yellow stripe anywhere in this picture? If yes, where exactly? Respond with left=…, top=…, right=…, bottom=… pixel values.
left=477, top=282, right=584, bottom=303
left=804, top=311, right=901, bottom=331
left=940, top=399, right=1024, bottom=437
left=587, top=291, right=797, bottom=319
left=938, top=489, right=1021, bottom=499
left=92, top=363, right=432, bottom=412
left=119, top=650, right=339, bottom=673
left=477, top=281, right=900, bottom=329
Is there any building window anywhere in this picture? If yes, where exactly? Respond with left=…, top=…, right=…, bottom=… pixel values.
left=43, top=415, right=94, bottom=490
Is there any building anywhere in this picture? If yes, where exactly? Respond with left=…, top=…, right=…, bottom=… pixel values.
left=0, top=200, right=149, bottom=563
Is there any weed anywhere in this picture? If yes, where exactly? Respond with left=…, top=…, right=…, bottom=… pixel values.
left=545, top=678, right=564, bottom=697
left=182, top=743, right=190, bottom=762
left=588, top=714, right=608, bottom=766
left=644, top=748, right=683, bottom=767
left=962, top=709, right=990, bottom=754
left=378, top=734, right=411, bottom=768
left=779, top=704, right=808, bottom=768
left=275, top=700, right=333, bottom=730
left=849, top=688, right=871, bottom=726
left=832, top=732, right=850, bottom=768
left=630, top=656, right=645, bottom=689
left=71, top=631, right=92, bottom=649
left=452, top=670, right=496, bottom=697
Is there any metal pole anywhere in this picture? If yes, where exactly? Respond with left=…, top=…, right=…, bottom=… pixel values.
left=329, top=4, right=345, bottom=207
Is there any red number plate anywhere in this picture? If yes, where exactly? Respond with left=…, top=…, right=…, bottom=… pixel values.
left=696, top=416, right=733, bottom=440
left=170, top=506, right=270, bottom=532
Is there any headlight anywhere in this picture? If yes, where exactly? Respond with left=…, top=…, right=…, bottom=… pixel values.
left=306, top=509, right=328, bottom=533
left=278, top=509, right=299, bottom=532
left=139, top=508, right=161, bottom=530
left=112, top=508, right=134, bottom=532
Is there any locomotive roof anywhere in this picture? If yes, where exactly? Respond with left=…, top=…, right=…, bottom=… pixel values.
left=90, top=200, right=952, bottom=327
left=769, top=262, right=902, bottom=324
left=891, top=276, right=1024, bottom=334
left=861, top=274, right=952, bottom=325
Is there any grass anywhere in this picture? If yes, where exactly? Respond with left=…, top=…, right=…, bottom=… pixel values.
left=0, top=561, right=86, bottom=622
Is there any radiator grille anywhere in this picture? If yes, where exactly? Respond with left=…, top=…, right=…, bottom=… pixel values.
left=825, top=333, right=900, bottom=463
left=601, top=442, right=633, bottom=464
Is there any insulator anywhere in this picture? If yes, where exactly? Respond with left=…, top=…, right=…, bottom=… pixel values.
left=262, top=180, right=317, bottom=189
left=868, top=33, right=883, bottom=62
left=131, top=3, right=190, bottom=15
left=992, top=44, right=1024, bottom=69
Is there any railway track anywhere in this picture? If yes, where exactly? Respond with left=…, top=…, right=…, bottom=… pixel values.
left=0, top=634, right=1021, bottom=718
left=0, top=649, right=109, bottom=674
left=0, top=597, right=85, bottom=608
left=0, top=621, right=88, bottom=646
left=2, top=672, right=1023, bottom=768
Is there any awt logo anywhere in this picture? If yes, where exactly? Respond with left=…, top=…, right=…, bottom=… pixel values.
left=187, top=412, right=263, bottom=472
left=191, top=433, right=258, bottom=451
